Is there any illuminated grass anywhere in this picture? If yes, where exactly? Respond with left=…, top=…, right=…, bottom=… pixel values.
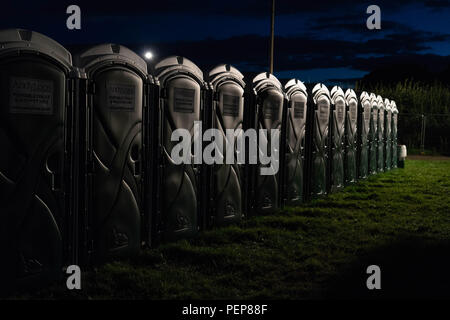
left=17, top=159, right=450, bottom=299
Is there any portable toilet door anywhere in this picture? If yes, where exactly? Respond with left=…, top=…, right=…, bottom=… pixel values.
left=249, top=72, right=284, bottom=215
left=0, top=29, right=75, bottom=292
left=154, top=56, right=205, bottom=241
left=205, top=64, right=245, bottom=227
left=344, top=89, right=358, bottom=184
left=283, top=79, right=308, bottom=206
left=368, top=93, right=378, bottom=175
left=391, top=101, right=398, bottom=169
left=384, top=99, right=392, bottom=171
left=76, top=44, right=147, bottom=263
left=376, top=95, right=385, bottom=173
left=328, top=86, right=346, bottom=193
left=357, top=91, right=371, bottom=179
left=305, top=83, right=331, bottom=199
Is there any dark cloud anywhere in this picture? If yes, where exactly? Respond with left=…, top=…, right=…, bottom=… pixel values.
left=424, top=0, right=450, bottom=9
left=309, top=19, right=415, bottom=34
left=352, top=54, right=450, bottom=72
left=138, top=29, right=449, bottom=73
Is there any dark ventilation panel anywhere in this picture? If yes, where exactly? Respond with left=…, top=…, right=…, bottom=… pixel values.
left=111, top=44, right=121, bottom=54
left=18, top=30, right=32, bottom=41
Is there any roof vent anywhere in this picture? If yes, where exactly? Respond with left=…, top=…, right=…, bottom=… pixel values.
left=111, top=44, right=121, bottom=54
left=19, top=30, right=32, bottom=41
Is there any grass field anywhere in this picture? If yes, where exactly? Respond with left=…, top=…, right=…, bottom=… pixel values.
left=18, top=158, right=450, bottom=299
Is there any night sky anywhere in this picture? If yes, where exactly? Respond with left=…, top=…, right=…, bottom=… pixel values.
left=1, top=0, right=449, bottom=85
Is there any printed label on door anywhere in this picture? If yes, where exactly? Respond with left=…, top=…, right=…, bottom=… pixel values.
left=318, top=100, right=329, bottom=121
left=364, top=107, right=371, bottom=127
left=350, top=104, right=357, bottom=122
left=10, top=77, right=54, bottom=115
left=264, top=100, right=280, bottom=119
left=174, top=87, right=195, bottom=113
left=222, top=94, right=240, bottom=117
left=294, top=101, right=305, bottom=119
left=336, top=102, right=345, bottom=123
left=107, top=83, right=136, bottom=111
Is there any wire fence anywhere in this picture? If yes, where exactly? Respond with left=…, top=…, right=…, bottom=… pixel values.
left=399, top=113, right=450, bottom=155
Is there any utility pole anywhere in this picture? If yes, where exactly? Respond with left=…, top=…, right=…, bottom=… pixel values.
left=269, top=0, right=275, bottom=74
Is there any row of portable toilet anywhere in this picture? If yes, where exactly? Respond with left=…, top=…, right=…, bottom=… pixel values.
left=0, top=29, right=399, bottom=293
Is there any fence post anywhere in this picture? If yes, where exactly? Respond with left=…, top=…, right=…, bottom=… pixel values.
left=420, top=114, right=426, bottom=154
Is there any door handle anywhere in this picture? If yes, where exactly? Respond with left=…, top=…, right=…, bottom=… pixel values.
left=130, top=145, right=141, bottom=177
left=46, top=153, right=62, bottom=192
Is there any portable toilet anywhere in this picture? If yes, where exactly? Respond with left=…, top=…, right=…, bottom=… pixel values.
left=368, top=93, right=378, bottom=175
left=305, top=83, right=331, bottom=199
left=205, top=64, right=245, bottom=227
left=247, top=72, right=284, bottom=215
left=391, top=101, right=399, bottom=169
left=283, top=79, right=308, bottom=205
left=376, top=95, right=385, bottom=173
left=153, top=56, right=205, bottom=241
left=75, top=44, right=148, bottom=262
left=328, top=86, right=346, bottom=193
left=344, top=89, right=358, bottom=184
left=357, top=91, right=371, bottom=179
left=384, top=98, right=392, bottom=171
left=0, top=29, right=75, bottom=292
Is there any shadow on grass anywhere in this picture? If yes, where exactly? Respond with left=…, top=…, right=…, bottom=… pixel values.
left=324, top=236, right=450, bottom=299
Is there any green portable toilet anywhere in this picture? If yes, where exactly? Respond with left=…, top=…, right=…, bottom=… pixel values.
left=344, top=89, right=358, bottom=184
left=391, top=101, right=398, bottom=169
left=376, top=95, right=385, bottom=173
left=328, top=86, right=346, bottom=193
left=357, top=91, right=371, bottom=179
left=248, top=72, right=284, bottom=215
left=368, top=93, right=378, bottom=175
left=384, top=98, right=392, bottom=171
left=205, top=64, right=245, bottom=227
left=0, top=29, right=75, bottom=293
left=76, top=44, right=148, bottom=262
left=283, top=79, right=308, bottom=205
left=154, top=56, right=205, bottom=241
left=305, top=83, right=331, bottom=199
